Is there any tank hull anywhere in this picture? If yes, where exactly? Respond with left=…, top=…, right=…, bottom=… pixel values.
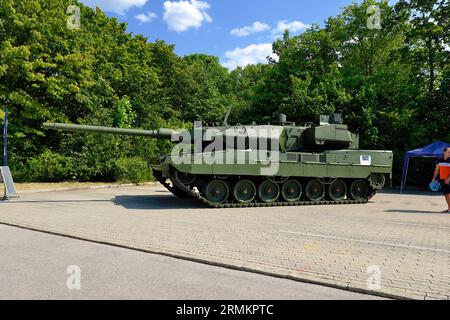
left=152, top=149, right=393, bottom=207
left=153, top=149, right=392, bottom=179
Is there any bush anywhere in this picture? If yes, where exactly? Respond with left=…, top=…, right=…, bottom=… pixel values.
left=114, top=157, right=153, bottom=184
left=25, top=150, right=75, bottom=182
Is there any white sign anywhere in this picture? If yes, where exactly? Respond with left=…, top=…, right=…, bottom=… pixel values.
left=360, top=155, right=372, bottom=166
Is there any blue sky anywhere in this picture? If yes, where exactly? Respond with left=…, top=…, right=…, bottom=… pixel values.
left=79, top=0, right=364, bottom=69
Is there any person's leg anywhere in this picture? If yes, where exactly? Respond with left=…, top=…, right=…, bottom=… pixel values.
left=441, top=181, right=450, bottom=211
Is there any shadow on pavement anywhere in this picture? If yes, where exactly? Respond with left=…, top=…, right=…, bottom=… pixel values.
left=380, top=188, right=442, bottom=196
left=385, top=209, right=448, bottom=214
left=113, top=194, right=204, bottom=210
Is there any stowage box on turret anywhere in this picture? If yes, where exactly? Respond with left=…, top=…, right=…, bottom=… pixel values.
left=43, top=112, right=393, bottom=208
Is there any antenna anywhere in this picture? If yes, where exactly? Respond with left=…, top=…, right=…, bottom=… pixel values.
left=223, top=106, right=232, bottom=126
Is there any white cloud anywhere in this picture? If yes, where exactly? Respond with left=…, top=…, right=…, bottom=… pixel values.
left=222, top=43, right=277, bottom=70
left=80, top=0, right=148, bottom=15
left=273, top=20, right=310, bottom=38
left=230, top=22, right=271, bottom=37
left=163, top=0, right=212, bottom=32
left=135, top=12, right=157, bottom=23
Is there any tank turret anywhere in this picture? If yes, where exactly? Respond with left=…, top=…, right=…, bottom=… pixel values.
left=43, top=113, right=358, bottom=152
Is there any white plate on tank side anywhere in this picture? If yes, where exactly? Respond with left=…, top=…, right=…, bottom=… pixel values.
left=360, top=155, right=372, bottom=166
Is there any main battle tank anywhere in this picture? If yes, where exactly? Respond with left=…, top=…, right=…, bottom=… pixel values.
left=43, top=112, right=393, bottom=208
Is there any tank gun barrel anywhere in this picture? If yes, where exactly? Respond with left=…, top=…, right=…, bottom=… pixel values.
left=43, top=123, right=178, bottom=140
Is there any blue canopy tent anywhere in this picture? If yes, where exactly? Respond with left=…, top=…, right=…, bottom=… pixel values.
left=400, top=141, right=450, bottom=193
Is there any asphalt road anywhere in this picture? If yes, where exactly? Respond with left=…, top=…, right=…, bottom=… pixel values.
left=0, top=224, right=380, bottom=300
left=0, top=185, right=448, bottom=299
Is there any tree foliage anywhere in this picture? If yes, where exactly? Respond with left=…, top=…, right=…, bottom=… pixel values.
left=0, top=0, right=448, bottom=186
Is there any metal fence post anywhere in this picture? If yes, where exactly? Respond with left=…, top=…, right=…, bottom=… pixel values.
left=3, top=108, right=8, bottom=167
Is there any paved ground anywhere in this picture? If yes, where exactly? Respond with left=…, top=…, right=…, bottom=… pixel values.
left=0, top=225, right=380, bottom=300
left=0, top=185, right=449, bottom=300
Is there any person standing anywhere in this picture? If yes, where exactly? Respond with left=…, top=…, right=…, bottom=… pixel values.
left=432, top=147, right=450, bottom=213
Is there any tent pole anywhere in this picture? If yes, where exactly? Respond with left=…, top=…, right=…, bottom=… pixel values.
left=401, top=158, right=410, bottom=194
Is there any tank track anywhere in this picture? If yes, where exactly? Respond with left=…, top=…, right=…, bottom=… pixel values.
left=154, top=172, right=190, bottom=198
left=168, top=173, right=377, bottom=209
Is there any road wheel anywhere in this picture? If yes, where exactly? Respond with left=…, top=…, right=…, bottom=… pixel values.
left=306, top=179, right=325, bottom=202
left=350, top=179, right=369, bottom=201
left=233, top=179, right=257, bottom=203
left=258, top=180, right=280, bottom=203
left=369, top=173, right=386, bottom=190
left=328, top=179, right=347, bottom=201
left=175, top=171, right=196, bottom=185
left=205, top=180, right=229, bottom=204
left=281, top=179, right=302, bottom=202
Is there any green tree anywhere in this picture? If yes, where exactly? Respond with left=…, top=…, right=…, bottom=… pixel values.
left=0, top=0, right=182, bottom=181
left=253, top=26, right=350, bottom=124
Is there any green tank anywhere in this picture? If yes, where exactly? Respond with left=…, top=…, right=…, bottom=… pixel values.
left=43, top=113, right=393, bottom=208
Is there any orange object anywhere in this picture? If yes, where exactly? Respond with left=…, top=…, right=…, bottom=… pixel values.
left=439, top=162, right=450, bottom=180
